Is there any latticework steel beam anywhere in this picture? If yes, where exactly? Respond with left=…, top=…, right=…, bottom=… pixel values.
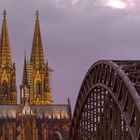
left=70, top=60, right=140, bottom=140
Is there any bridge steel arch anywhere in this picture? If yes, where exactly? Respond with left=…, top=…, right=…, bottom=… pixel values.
left=70, top=60, right=140, bottom=140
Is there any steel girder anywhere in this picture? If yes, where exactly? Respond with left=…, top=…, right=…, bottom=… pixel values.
left=70, top=60, right=140, bottom=140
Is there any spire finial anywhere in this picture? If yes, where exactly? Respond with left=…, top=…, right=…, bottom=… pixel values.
left=3, top=9, right=7, bottom=19
left=35, top=10, right=39, bottom=20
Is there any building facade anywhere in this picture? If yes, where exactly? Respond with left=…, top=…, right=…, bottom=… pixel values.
left=0, top=10, right=71, bottom=140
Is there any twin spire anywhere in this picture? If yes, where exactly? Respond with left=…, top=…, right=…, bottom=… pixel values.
left=0, top=9, right=46, bottom=80
left=0, top=10, right=51, bottom=105
left=0, top=9, right=44, bottom=68
left=20, top=10, right=51, bottom=104
left=0, top=9, right=45, bottom=81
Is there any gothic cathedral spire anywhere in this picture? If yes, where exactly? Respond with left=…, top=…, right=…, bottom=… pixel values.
left=22, top=51, right=28, bottom=86
left=20, top=52, right=30, bottom=105
left=0, top=9, right=12, bottom=67
left=0, top=10, right=17, bottom=104
left=31, top=10, right=44, bottom=67
left=21, top=10, right=52, bottom=105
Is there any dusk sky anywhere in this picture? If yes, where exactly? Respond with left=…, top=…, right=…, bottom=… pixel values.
left=0, top=0, right=140, bottom=110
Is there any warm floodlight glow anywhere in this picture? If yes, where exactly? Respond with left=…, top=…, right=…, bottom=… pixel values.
left=107, top=0, right=127, bottom=9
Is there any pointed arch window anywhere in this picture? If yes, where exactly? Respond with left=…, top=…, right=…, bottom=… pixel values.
left=1, top=80, right=8, bottom=94
left=36, top=80, right=41, bottom=95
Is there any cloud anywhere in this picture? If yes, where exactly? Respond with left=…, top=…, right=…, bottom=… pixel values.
left=52, top=0, right=140, bottom=11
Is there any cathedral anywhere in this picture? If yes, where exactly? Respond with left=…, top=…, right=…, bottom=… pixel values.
left=0, top=10, right=71, bottom=140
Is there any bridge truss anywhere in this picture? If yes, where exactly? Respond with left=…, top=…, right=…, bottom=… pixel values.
left=70, top=60, right=140, bottom=140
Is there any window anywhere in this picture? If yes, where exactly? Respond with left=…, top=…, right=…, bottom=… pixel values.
left=1, top=80, right=8, bottom=94
left=36, top=80, right=41, bottom=95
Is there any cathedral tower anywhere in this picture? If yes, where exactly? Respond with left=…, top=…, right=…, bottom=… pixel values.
left=0, top=10, right=17, bottom=104
left=31, top=10, right=44, bottom=67
left=20, top=10, right=52, bottom=105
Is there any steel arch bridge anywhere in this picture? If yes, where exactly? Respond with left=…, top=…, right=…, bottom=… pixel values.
left=70, top=60, right=140, bottom=140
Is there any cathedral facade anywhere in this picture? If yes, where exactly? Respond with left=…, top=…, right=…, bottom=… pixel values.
left=0, top=10, right=71, bottom=140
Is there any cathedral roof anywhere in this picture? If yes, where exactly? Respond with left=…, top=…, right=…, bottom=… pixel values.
left=32, top=104, right=70, bottom=119
left=0, top=104, right=19, bottom=118
left=0, top=104, right=71, bottom=120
